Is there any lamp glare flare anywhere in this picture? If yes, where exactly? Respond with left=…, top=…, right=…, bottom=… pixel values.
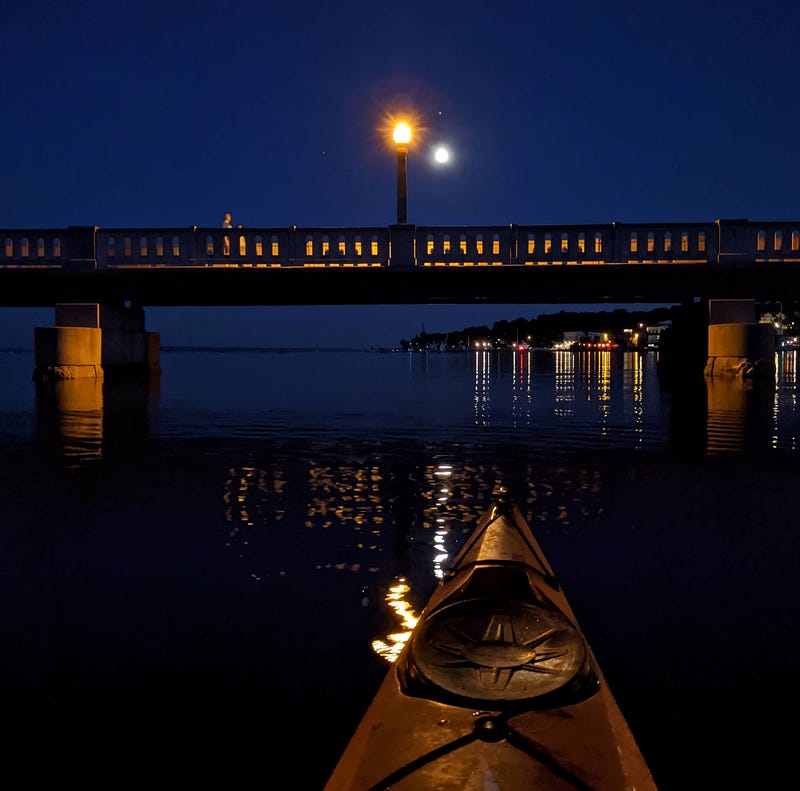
left=393, top=122, right=412, bottom=146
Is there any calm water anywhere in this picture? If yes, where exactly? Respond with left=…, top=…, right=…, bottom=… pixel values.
left=2, top=347, right=799, bottom=789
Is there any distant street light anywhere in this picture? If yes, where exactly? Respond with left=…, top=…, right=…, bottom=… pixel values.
left=393, top=122, right=412, bottom=224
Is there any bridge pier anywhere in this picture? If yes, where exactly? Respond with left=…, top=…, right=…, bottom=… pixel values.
left=656, top=300, right=708, bottom=389
left=33, top=303, right=160, bottom=383
left=657, top=298, right=775, bottom=388
left=705, top=299, right=775, bottom=378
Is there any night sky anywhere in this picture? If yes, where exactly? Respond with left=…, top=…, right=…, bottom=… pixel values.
left=2, top=0, right=798, bottom=347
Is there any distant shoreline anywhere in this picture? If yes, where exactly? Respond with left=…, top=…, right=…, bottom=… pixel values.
left=3, top=345, right=660, bottom=354
left=159, top=346, right=392, bottom=353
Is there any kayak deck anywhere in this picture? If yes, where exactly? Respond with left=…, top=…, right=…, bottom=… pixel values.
left=324, top=489, right=657, bottom=790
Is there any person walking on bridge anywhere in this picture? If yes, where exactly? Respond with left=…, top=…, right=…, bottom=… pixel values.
left=222, top=212, right=233, bottom=255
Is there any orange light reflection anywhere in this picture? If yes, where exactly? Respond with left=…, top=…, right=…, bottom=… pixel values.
left=370, top=577, right=420, bottom=663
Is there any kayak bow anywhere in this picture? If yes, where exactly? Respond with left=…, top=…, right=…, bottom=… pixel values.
left=324, top=488, right=657, bottom=790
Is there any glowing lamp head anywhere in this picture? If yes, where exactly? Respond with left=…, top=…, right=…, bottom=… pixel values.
left=393, top=122, right=412, bottom=145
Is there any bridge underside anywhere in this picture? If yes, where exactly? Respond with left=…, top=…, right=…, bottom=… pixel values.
left=3, top=261, right=800, bottom=307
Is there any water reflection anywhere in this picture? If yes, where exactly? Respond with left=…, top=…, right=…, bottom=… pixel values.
left=554, top=350, right=576, bottom=417
left=573, top=350, right=613, bottom=433
left=28, top=349, right=800, bottom=468
left=215, top=349, right=800, bottom=589
left=211, top=350, right=800, bottom=669
left=705, top=376, right=774, bottom=455
left=430, top=462, right=455, bottom=578
left=511, top=350, right=533, bottom=427
left=474, top=349, right=650, bottom=438
left=35, top=377, right=104, bottom=467
left=371, top=578, right=418, bottom=662
left=774, top=350, right=799, bottom=451
left=7, top=345, right=798, bottom=791
left=220, top=449, right=611, bottom=663
left=473, top=350, right=492, bottom=426
left=626, top=351, right=645, bottom=445
left=34, top=371, right=158, bottom=468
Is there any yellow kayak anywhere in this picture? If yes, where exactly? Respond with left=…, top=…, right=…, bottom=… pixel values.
left=324, top=489, right=657, bottom=790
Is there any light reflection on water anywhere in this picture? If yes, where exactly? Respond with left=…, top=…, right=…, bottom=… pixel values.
left=371, top=578, right=418, bottom=663
left=13, top=348, right=800, bottom=626
left=2, top=347, right=800, bottom=789
left=7, top=348, right=798, bottom=461
left=34, top=377, right=105, bottom=468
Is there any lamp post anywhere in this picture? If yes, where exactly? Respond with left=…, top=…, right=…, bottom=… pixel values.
left=393, top=122, right=411, bottom=225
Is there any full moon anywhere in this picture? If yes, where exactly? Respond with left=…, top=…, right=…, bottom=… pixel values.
left=434, top=146, right=450, bottom=164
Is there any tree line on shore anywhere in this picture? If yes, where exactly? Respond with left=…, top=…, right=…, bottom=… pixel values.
left=397, top=301, right=799, bottom=352
left=399, top=306, right=678, bottom=351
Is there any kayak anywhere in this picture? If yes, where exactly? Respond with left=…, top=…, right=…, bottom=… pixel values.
left=324, top=488, right=657, bottom=790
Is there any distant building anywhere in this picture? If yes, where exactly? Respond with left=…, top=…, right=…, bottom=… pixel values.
left=643, top=322, right=671, bottom=349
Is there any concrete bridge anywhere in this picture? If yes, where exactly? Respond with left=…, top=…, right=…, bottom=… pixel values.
left=2, top=219, right=798, bottom=381
left=3, top=218, right=800, bottom=273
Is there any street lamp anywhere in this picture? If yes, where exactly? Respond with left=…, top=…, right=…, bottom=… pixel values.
left=393, top=122, right=412, bottom=224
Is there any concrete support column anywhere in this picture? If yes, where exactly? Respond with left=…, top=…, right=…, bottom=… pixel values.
left=34, top=325, right=103, bottom=383
left=33, top=303, right=161, bottom=383
left=655, top=300, right=708, bottom=390
left=705, top=299, right=775, bottom=378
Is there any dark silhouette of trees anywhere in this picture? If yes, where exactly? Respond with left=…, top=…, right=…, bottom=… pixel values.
left=400, top=306, right=679, bottom=351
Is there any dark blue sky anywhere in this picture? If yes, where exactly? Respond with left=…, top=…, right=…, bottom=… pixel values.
left=2, top=0, right=798, bottom=347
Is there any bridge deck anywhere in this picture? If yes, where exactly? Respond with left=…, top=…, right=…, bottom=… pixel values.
left=2, top=260, right=800, bottom=307
left=2, top=220, right=800, bottom=307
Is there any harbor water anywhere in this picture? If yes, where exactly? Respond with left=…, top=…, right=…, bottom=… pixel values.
left=1, top=346, right=799, bottom=789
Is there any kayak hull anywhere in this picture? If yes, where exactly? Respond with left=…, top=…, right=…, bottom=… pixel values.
left=324, top=491, right=657, bottom=791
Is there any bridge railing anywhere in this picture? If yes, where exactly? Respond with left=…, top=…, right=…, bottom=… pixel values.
left=2, top=220, right=800, bottom=269
left=414, top=225, right=515, bottom=266
left=93, top=226, right=391, bottom=268
left=411, top=223, right=724, bottom=266
left=0, top=228, right=80, bottom=268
